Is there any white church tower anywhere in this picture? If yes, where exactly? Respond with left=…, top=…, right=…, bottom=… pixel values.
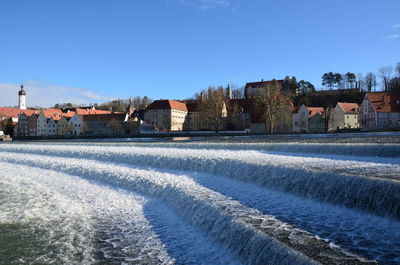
left=18, top=85, right=26, bottom=110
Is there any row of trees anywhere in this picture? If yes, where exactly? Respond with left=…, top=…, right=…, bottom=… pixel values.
left=321, top=72, right=357, bottom=90
left=321, top=62, right=400, bottom=92
left=54, top=96, right=154, bottom=113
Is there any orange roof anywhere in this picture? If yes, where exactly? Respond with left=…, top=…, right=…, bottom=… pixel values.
left=147, top=100, right=188, bottom=111
left=307, top=107, right=324, bottom=119
left=0, top=107, right=40, bottom=118
left=338, top=102, right=359, bottom=114
left=75, top=109, right=113, bottom=115
left=367, top=92, right=400, bottom=113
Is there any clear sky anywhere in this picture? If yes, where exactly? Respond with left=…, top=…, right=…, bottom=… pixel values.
left=0, top=0, right=399, bottom=107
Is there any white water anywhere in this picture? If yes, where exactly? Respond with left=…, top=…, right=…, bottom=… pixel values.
left=1, top=141, right=399, bottom=264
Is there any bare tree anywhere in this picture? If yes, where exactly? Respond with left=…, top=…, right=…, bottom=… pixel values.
left=357, top=73, right=365, bottom=91
left=365, top=73, right=376, bottom=92
left=396, top=62, right=400, bottom=77
left=255, top=80, right=288, bottom=133
left=231, top=86, right=245, bottom=99
left=379, top=66, right=393, bottom=91
left=197, top=86, right=227, bottom=132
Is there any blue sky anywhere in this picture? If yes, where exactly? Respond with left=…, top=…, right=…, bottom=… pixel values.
left=0, top=0, right=399, bottom=107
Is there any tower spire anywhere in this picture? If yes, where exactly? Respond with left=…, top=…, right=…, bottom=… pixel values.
left=18, top=84, right=27, bottom=110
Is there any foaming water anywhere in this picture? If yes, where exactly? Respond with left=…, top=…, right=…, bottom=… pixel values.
left=0, top=163, right=94, bottom=264
left=0, top=152, right=372, bottom=264
left=2, top=144, right=399, bottom=219
left=0, top=141, right=398, bottom=264
left=0, top=162, right=173, bottom=265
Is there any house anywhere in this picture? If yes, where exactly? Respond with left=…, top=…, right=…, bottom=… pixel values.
left=82, top=113, right=127, bottom=135
left=308, top=107, right=325, bottom=133
left=69, top=113, right=84, bottom=135
left=57, top=116, right=73, bottom=135
left=36, top=109, right=63, bottom=136
left=185, top=101, right=203, bottom=130
left=28, top=114, right=39, bottom=136
left=16, top=112, right=30, bottom=136
left=359, top=92, right=400, bottom=130
left=15, top=110, right=41, bottom=136
left=292, top=105, right=309, bottom=133
left=144, top=100, right=188, bottom=131
left=330, top=102, right=359, bottom=131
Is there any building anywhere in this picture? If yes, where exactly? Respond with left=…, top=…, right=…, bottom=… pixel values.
left=359, top=92, right=400, bottom=130
left=329, top=102, right=359, bottom=131
left=18, top=85, right=27, bottom=110
left=308, top=107, right=325, bottom=133
left=185, top=101, right=203, bottom=130
left=292, top=105, right=309, bottom=133
left=82, top=113, right=127, bottom=135
left=245, top=79, right=284, bottom=98
left=36, top=109, right=63, bottom=136
left=144, top=100, right=188, bottom=131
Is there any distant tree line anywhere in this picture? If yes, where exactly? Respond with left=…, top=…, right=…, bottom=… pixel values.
left=320, top=62, right=400, bottom=92
left=54, top=96, right=154, bottom=113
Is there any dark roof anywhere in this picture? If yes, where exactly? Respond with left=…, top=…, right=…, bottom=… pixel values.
left=245, top=80, right=284, bottom=89
left=82, top=113, right=126, bottom=122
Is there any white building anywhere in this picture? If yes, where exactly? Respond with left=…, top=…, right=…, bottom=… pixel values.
left=292, top=105, right=309, bottom=132
left=329, top=102, right=360, bottom=131
left=144, top=100, right=188, bottom=131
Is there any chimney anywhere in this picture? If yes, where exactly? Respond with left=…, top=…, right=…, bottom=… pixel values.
left=261, top=79, right=264, bottom=82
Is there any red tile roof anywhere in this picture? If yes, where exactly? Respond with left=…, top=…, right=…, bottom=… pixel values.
left=75, top=109, right=113, bottom=115
left=146, top=100, right=188, bottom=111
left=338, top=102, right=359, bottom=114
left=307, top=107, right=324, bottom=119
left=0, top=108, right=40, bottom=118
left=367, top=92, right=400, bottom=113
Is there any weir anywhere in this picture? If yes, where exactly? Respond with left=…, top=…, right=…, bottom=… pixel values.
left=3, top=144, right=399, bottom=220
left=0, top=151, right=374, bottom=265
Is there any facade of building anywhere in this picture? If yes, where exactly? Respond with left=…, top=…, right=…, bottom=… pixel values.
left=292, top=105, right=309, bottom=133
left=308, top=107, right=325, bottom=133
left=82, top=113, right=127, bottom=135
left=69, top=113, right=84, bottom=135
left=144, top=100, right=188, bottom=131
left=28, top=114, right=38, bottom=136
left=16, top=112, right=30, bottom=136
left=359, top=92, right=400, bottom=130
left=330, top=102, right=359, bottom=131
